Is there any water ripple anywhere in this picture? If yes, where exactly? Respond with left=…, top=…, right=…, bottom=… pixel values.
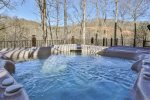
left=14, top=55, right=137, bottom=100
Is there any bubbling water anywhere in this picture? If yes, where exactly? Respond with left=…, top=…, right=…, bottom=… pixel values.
left=42, top=55, right=69, bottom=73
left=14, top=55, right=137, bottom=100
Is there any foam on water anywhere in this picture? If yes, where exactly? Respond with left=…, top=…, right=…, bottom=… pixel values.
left=42, top=55, right=69, bottom=73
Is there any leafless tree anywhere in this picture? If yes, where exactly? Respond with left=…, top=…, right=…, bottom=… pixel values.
left=36, top=0, right=48, bottom=46
left=136, top=22, right=149, bottom=47
left=71, top=2, right=83, bottom=41
left=0, top=0, right=11, bottom=9
left=114, top=0, right=118, bottom=45
left=118, top=0, right=129, bottom=45
left=91, top=0, right=100, bottom=34
left=125, top=0, right=150, bottom=47
left=99, top=0, right=109, bottom=38
left=47, top=0, right=53, bottom=44
left=82, top=0, right=86, bottom=44
left=64, top=0, right=68, bottom=43
left=54, top=0, right=61, bottom=40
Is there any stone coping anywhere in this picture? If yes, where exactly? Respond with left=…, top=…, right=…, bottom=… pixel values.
left=1, top=45, right=150, bottom=99
left=0, top=55, right=29, bottom=100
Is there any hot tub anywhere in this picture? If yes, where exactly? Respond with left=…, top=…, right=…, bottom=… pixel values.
left=14, top=55, right=137, bottom=100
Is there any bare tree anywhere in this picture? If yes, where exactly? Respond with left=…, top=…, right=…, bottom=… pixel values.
left=82, top=0, right=86, bottom=44
left=47, top=0, right=53, bottom=44
left=71, top=3, right=82, bottom=41
left=91, top=0, right=100, bottom=34
left=0, top=0, right=11, bottom=9
left=54, top=0, right=61, bottom=40
left=99, top=0, right=108, bottom=38
left=64, top=0, right=68, bottom=43
left=118, top=0, right=129, bottom=45
left=114, top=0, right=118, bottom=46
left=126, top=0, right=150, bottom=47
left=96, top=0, right=100, bottom=33
left=36, top=0, right=48, bottom=46
left=42, top=0, right=48, bottom=46
left=136, top=22, right=149, bottom=47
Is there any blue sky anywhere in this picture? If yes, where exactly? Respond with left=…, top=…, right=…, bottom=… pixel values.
left=3, top=0, right=40, bottom=22
left=1, top=0, right=150, bottom=24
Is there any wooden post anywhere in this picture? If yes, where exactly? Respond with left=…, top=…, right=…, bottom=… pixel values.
left=143, top=38, right=146, bottom=47
left=82, top=0, right=86, bottom=44
left=106, top=38, right=107, bottom=46
left=64, top=0, right=68, bottom=43
left=121, top=33, right=124, bottom=46
left=27, top=40, right=29, bottom=47
left=110, top=38, right=113, bottom=46
left=32, top=35, right=36, bottom=47
left=6, top=41, right=8, bottom=48
left=95, top=34, right=98, bottom=45
left=114, top=0, right=118, bottom=46
left=103, top=38, right=105, bottom=46
left=14, top=41, right=15, bottom=48
left=133, top=21, right=137, bottom=47
left=116, top=38, right=118, bottom=46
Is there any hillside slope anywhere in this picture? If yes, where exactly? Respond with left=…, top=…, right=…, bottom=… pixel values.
left=0, top=16, right=149, bottom=41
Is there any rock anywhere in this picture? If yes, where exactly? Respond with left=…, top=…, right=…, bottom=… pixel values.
left=131, top=60, right=143, bottom=72
left=143, top=58, right=150, bottom=66
left=2, top=78, right=14, bottom=86
left=0, top=54, right=10, bottom=60
left=4, top=60, right=15, bottom=74
left=37, top=47, right=51, bottom=59
left=143, top=72, right=150, bottom=80
left=0, top=69, right=7, bottom=78
left=5, top=84, right=23, bottom=94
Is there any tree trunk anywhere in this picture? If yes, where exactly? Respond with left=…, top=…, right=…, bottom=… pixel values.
left=64, top=0, right=67, bottom=43
left=133, top=21, right=137, bottom=47
left=114, top=0, right=118, bottom=46
left=48, top=17, right=53, bottom=44
left=104, top=0, right=107, bottom=37
left=121, top=33, right=124, bottom=46
left=96, top=0, right=99, bottom=33
left=55, top=0, right=59, bottom=40
left=42, top=0, right=48, bottom=46
left=82, top=0, right=86, bottom=44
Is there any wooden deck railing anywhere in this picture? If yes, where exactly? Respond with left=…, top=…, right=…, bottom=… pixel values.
left=0, top=38, right=148, bottom=49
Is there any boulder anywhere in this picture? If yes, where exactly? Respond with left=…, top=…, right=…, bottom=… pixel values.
left=37, top=47, right=51, bottom=59
left=5, top=84, right=23, bottom=94
left=2, top=78, right=14, bottom=87
left=131, top=60, right=143, bottom=72
left=0, top=54, right=10, bottom=60
left=4, top=60, right=15, bottom=74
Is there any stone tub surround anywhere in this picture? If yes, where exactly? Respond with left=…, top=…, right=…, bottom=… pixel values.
left=0, top=66, right=29, bottom=100
left=1, top=45, right=150, bottom=100
left=133, top=62, right=150, bottom=100
left=0, top=54, right=29, bottom=100
left=0, top=45, right=106, bottom=60
left=51, top=44, right=107, bottom=55
left=4, top=60, right=15, bottom=74
left=97, top=46, right=150, bottom=60
left=131, top=60, right=143, bottom=73
left=0, top=47, right=52, bottom=61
